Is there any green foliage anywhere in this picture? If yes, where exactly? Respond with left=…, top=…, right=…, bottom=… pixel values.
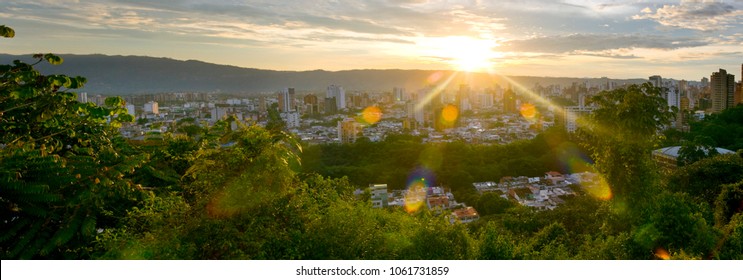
left=409, top=217, right=478, bottom=260
left=714, top=180, right=743, bottom=227
left=687, top=104, right=743, bottom=151
left=474, top=192, right=516, bottom=216
left=5, top=27, right=741, bottom=260
left=301, top=128, right=579, bottom=202
left=1, top=54, right=145, bottom=259
left=574, top=233, right=635, bottom=259
left=633, top=192, right=718, bottom=258
left=1, top=25, right=15, bottom=38
left=677, top=135, right=720, bottom=166
left=715, top=213, right=743, bottom=259
left=478, top=223, right=516, bottom=259
left=667, top=154, right=743, bottom=205
left=579, top=83, right=673, bottom=211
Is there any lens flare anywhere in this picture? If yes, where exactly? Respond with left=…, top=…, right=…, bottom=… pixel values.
left=654, top=247, right=671, bottom=260
left=404, top=179, right=427, bottom=213
left=555, top=142, right=592, bottom=174
left=427, top=71, right=444, bottom=84
left=360, top=106, right=382, bottom=125
left=439, top=104, right=459, bottom=127
left=404, top=167, right=436, bottom=213
left=583, top=173, right=613, bottom=200
left=519, top=103, right=537, bottom=121
left=552, top=142, right=612, bottom=200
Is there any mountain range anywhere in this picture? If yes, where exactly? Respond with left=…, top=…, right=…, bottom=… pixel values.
left=1, top=54, right=649, bottom=95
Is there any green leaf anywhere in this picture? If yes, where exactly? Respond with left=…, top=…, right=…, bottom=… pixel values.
left=43, top=54, right=64, bottom=65
left=68, top=76, right=86, bottom=89
left=0, top=25, right=15, bottom=38
left=49, top=75, right=71, bottom=87
left=104, top=96, right=125, bottom=107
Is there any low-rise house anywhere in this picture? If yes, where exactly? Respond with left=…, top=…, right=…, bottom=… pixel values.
left=369, top=184, right=388, bottom=208
left=545, top=171, right=565, bottom=185
left=450, top=207, right=480, bottom=224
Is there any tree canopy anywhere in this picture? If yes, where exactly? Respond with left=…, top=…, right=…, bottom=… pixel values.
left=2, top=26, right=741, bottom=260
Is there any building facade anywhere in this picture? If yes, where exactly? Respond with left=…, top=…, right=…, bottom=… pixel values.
left=710, top=69, right=735, bottom=113
left=337, top=117, right=359, bottom=143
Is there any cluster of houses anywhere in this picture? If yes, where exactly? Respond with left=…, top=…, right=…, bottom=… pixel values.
left=363, top=171, right=604, bottom=224
left=362, top=184, right=480, bottom=224
left=472, top=171, right=606, bottom=210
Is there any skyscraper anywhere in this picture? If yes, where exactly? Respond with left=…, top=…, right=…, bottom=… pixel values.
left=736, top=64, right=743, bottom=105
left=407, top=92, right=425, bottom=126
left=710, top=69, right=735, bottom=113
left=667, top=88, right=679, bottom=109
left=304, top=94, right=319, bottom=115
left=503, top=86, right=516, bottom=114
left=258, top=96, right=267, bottom=113
left=327, top=85, right=346, bottom=110
left=278, top=87, right=295, bottom=112
left=393, top=87, right=407, bottom=102
left=649, top=75, right=662, bottom=88
left=457, top=84, right=471, bottom=111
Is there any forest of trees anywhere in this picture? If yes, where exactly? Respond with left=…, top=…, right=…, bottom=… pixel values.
left=2, top=26, right=742, bottom=260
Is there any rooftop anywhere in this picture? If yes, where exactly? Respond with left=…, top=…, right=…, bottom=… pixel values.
left=653, top=146, right=735, bottom=158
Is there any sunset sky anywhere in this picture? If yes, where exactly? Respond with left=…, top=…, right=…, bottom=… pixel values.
left=2, top=0, right=741, bottom=80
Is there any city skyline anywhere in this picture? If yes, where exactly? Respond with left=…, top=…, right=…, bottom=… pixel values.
left=1, top=0, right=742, bottom=80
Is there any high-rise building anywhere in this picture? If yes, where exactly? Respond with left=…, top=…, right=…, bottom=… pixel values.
left=211, top=104, right=233, bottom=121
left=710, top=69, right=735, bottom=113
left=677, top=95, right=690, bottom=130
left=126, top=104, right=136, bottom=118
left=393, top=87, right=407, bottom=102
left=649, top=75, right=663, bottom=88
left=258, top=96, right=267, bottom=113
left=678, top=80, right=688, bottom=97
left=667, top=88, right=680, bottom=109
left=406, top=96, right=424, bottom=127
left=736, top=64, right=743, bottom=105
left=77, top=92, right=88, bottom=103
left=144, top=101, right=159, bottom=115
left=278, top=87, right=295, bottom=112
left=280, top=111, right=300, bottom=128
left=327, top=85, right=346, bottom=110
left=503, top=86, right=517, bottom=114
left=478, top=93, right=494, bottom=108
left=324, top=97, right=337, bottom=114
left=457, top=84, right=471, bottom=111
left=304, top=94, right=319, bottom=115
left=337, top=117, right=359, bottom=143
left=563, top=106, right=594, bottom=133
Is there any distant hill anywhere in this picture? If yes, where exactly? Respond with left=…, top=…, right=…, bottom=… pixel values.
left=1, top=54, right=648, bottom=95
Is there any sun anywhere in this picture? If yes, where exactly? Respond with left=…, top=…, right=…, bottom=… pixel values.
left=418, top=36, right=501, bottom=72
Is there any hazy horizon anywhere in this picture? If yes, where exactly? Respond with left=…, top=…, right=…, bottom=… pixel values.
left=0, top=52, right=723, bottom=84
left=2, top=0, right=742, bottom=81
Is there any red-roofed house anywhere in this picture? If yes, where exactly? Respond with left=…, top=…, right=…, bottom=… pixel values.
left=450, top=207, right=480, bottom=224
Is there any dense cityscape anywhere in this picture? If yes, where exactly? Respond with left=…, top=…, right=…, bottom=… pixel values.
left=83, top=65, right=740, bottom=219
left=115, top=66, right=740, bottom=145
left=2, top=2, right=743, bottom=277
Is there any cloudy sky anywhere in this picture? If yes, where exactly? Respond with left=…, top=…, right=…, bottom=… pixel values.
left=1, top=0, right=741, bottom=80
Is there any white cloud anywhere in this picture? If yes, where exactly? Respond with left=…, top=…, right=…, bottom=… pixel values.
left=633, top=1, right=743, bottom=31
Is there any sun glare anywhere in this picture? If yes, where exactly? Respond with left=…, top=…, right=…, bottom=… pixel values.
left=418, top=36, right=500, bottom=72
